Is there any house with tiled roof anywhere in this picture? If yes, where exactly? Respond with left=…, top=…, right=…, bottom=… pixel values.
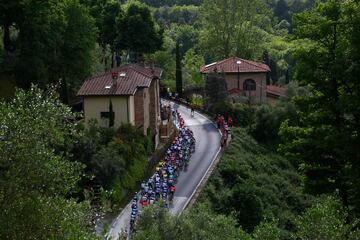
left=77, top=63, right=162, bottom=147
left=200, top=57, right=270, bottom=104
left=266, top=85, right=287, bottom=105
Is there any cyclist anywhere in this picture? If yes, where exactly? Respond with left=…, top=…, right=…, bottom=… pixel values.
left=140, top=195, right=148, bottom=207
left=140, top=181, right=145, bottom=192
left=133, top=192, right=139, bottom=201
left=170, top=185, right=176, bottom=193
left=131, top=200, right=138, bottom=209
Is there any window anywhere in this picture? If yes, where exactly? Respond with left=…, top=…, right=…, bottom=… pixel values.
left=243, top=79, right=256, bottom=91
left=100, top=112, right=114, bottom=119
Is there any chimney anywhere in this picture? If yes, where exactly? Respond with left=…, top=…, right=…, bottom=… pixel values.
left=111, top=72, right=118, bottom=86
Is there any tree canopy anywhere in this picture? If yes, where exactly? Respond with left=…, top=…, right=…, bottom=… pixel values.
left=199, top=0, right=271, bottom=61
left=279, top=0, right=360, bottom=214
left=0, top=86, right=96, bottom=239
left=119, top=2, right=163, bottom=54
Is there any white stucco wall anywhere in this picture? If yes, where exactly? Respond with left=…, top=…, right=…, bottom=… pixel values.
left=84, top=96, right=133, bottom=129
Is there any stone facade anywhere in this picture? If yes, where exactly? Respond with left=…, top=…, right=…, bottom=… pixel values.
left=133, top=81, right=161, bottom=148
left=200, top=57, right=270, bottom=104
left=225, top=72, right=267, bottom=104
left=134, top=88, right=144, bottom=130
left=134, top=87, right=150, bottom=136
left=149, top=78, right=160, bottom=147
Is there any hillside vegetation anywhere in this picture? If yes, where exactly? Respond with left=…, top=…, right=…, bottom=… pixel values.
left=134, top=127, right=360, bottom=239
left=200, top=128, right=309, bottom=235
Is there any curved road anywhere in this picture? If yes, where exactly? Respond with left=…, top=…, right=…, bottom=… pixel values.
left=107, top=101, right=221, bottom=239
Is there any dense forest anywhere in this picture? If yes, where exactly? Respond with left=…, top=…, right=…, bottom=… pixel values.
left=1, top=0, right=360, bottom=239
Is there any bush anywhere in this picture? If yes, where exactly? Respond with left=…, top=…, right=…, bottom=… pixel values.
left=231, top=103, right=255, bottom=127
left=200, top=128, right=310, bottom=236
left=134, top=204, right=252, bottom=240
left=294, top=195, right=360, bottom=240
left=73, top=123, right=151, bottom=209
left=252, top=221, right=282, bottom=240
left=212, top=102, right=254, bottom=127
left=250, top=101, right=298, bottom=144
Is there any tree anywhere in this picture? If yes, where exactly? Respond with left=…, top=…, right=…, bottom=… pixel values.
left=285, top=69, right=290, bottom=84
left=294, top=196, right=350, bottom=240
left=175, top=41, right=183, bottom=96
left=0, top=1, right=22, bottom=56
left=72, top=122, right=151, bottom=206
left=0, top=86, right=95, bottom=239
left=279, top=0, right=360, bottom=213
left=15, top=0, right=66, bottom=88
left=252, top=221, right=282, bottom=240
left=201, top=127, right=309, bottom=236
left=250, top=103, right=298, bottom=144
left=343, top=0, right=360, bottom=215
left=153, top=5, right=200, bottom=27
left=274, top=0, right=290, bottom=22
left=118, top=2, right=163, bottom=56
left=200, top=0, right=270, bottom=60
left=60, top=0, right=98, bottom=96
left=263, top=50, right=271, bottom=85
left=183, top=48, right=204, bottom=87
left=153, top=48, right=176, bottom=89
left=91, top=143, right=126, bottom=188
left=269, top=58, right=278, bottom=85
left=134, top=204, right=251, bottom=240
left=204, top=73, right=228, bottom=107
left=2, top=0, right=97, bottom=94
left=102, top=0, right=123, bottom=67
left=81, top=0, right=124, bottom=68
left=167, top=23, right=199, bottom=56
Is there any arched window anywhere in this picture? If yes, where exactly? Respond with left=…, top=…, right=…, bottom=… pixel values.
left=243, top=79, right=256, bottom=91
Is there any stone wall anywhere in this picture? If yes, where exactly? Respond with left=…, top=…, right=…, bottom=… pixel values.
left=134, top=88, right=145, bottom=133
left=222, top=72, right=267, bottom=104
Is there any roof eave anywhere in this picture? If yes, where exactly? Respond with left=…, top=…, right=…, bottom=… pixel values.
left=77, top=93, right=133, bottom=97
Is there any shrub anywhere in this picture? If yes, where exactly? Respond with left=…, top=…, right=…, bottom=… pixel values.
left=74, top=122, right=151, bottom=209
left=134, top=204, right=252, bottom=240
left=200, top=128, right=310, bottom=236
left=250, top=101, right=298, bottom=144
left=212, top=102, right=254, bottom=127
left=294, top=195, right=359, bottom=240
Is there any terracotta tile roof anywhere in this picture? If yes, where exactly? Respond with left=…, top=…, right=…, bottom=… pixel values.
left=124, top=63, right=163, bottom=79
left=200, top=56, right=270, bottom=74
left=228, top=88, right=241, bottom=95
left=266, top=85, right=286, bottom=98
left=77, top=64, right=162, bottom=96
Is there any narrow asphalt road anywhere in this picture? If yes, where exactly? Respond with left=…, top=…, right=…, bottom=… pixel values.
left=107, top=101, right=221, bottom=239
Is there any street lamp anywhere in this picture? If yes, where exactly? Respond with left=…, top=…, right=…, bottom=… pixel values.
left=236, top=60, right=241, bottom=90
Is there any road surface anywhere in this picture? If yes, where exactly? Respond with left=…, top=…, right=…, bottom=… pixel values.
left=107, top=101, right=221, bottom=239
